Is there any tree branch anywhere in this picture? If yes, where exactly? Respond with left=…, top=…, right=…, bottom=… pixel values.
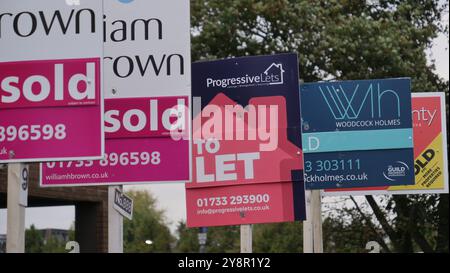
left=365, top=195, right=401, bottom=251
left=392, top=196, right=414, bottom=252
left=435, top=194, right=449, bottom=252
left=349, top=196, right=391, bottom=253
left=409, top=204, right=434, bottom=253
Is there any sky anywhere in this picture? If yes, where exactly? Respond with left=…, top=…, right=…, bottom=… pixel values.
left=0, top=14, right=449, bottom=236
left=427, top=11, right=449, bottom=81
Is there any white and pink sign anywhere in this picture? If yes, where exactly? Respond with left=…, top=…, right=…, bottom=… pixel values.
left=39, top=0, right=192, bottom=186
left=0, top=0, right=104, bottom=163
left=41, top=96, right=189, bottom=186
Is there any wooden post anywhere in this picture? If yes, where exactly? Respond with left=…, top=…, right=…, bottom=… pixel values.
left=303, top=190, right=313, bottom=253
left=311, top=190, right=323, bottom=253
left=240, top=224, right=252, bottom=253
left=108, top=185, right=123, bottom=253
left=303, top=190, right=323, bottom=253
left=6, top=163, right=28, bottom=253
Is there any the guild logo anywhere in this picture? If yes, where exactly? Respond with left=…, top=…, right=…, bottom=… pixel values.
left=65, top=0, right=80, bottom=6
left=206, top=63, right=285, bottom=89
left=383, top=161, right=409, bottom=182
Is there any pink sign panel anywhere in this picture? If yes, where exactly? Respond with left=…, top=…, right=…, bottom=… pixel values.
left=188, top=94, right=303, bottom=189
left=105, top=97, right=188, bottom=139
left=40, top=96, right=190, bottom=186
left=0, top=58, right=103, bottom=163
left=186, top=181, right=304, bottom=227
left=0, top=59, right=100, bottom=109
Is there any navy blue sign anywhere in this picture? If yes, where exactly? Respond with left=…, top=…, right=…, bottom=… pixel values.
left=300, top=78, right=415, bottom=189
left=190, top=53, right=305, bottom=222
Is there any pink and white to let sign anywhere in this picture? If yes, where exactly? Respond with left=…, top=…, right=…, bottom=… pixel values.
left=0, top=0, right=104, bottom=163
left=41, top=96, right=189, bottom=186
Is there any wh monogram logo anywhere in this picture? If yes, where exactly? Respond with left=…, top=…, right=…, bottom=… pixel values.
left=65, top=0, right=80, bottom=6
left=319, top=83, right=401, bottom=120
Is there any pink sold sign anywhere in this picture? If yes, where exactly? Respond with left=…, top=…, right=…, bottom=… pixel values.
left=41, top=96, right=190, bottom=186
left=39, top=0, right=192, bottom=186
left=0, top=0, right=104, bottom=163
left=0, top=58, right=103, bottom=163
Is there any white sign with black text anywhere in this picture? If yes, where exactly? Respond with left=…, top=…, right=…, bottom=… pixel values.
left=113, top=189, right=133, bottom=220
left=19, top=164, right=29, bottom=207
left=104, top=0, right=191, bottom=98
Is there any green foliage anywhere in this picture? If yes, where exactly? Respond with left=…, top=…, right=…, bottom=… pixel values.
left=123, top=190, right=175, bottom=253
left=380, top=194, right=448, bottom=252
left=175, top=223, right=240, bottom=253
left=191, top=0, right=448, bottom=91
left=253, top=222, right=303, bottom=253
left=25, top=225, right=67, bottom=253
left=68, top=222, right=75, bottom=241
left=322, top=206, right=384, bottom=253
left=205, top=225, right=240, bottom=253
left=174, top=221, right=200, bottom=253
left=25, top=225, right=44, bottom=253
left=41, top=236, right=66, bottom=253
left=175, top=221, right=304, bottom=253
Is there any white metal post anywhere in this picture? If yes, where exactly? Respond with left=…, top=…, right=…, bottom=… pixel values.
left=303, top=190, right=323, bottom=253
left=240, top=224, right=253, bottom=253
left=311, top=190, right=323, bottom=253
left=6, top=163, right=28, bottom=253
left=303, top=190, right=313, bottom=253
left=108, top=185, right=123, bottom=253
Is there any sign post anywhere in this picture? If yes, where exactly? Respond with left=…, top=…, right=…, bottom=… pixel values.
left=198, top=227, right=207, bottom=253
left=240, top=224, right=253, bottom=253
left=311, top=190, right=323, bottom=253
left=6, top=163, right=28, bottom=253
left=303, top=191, right=313, bottom=253
left=303, top=190, right=323, bottom=253
left=108, top=186, right=123, bottom=253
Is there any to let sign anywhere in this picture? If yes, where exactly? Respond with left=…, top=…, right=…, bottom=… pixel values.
left=186, top=54, right=306, bottom=227
left=0, top=0, right=104, bottom=163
